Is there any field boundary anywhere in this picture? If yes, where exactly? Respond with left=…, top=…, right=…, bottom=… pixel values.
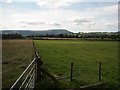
left=9, top=52, right=42, bottom=90
left=8, top=40, right=118, bottom=89
left=9, top=40, right=58, bottom=89
left=9, top=40, right=44, bottom=90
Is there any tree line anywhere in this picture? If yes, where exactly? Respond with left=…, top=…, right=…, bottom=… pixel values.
left=1, top=32, right=120, bottom=40
left=2, top=33, right=23, bottom=39
left=27, top=32, right=120, bottom=40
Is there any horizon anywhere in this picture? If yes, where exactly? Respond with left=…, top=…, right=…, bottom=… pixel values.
left=0, top=29, right=119, bottom=33
left=0, top=0, right=119, bottom=33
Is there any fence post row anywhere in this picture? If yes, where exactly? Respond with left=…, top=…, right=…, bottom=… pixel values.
left=32, top=40, right=36, bottom=56
left=35, top=53, right=43, bottom=81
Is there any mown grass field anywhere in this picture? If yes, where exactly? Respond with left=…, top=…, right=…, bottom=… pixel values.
left=34, top=40, right=118, bottom=89
left=2, top=40, right=33, bottom=89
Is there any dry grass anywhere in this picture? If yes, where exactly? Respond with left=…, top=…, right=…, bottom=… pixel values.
left=2, top=40, right=33, bottom=89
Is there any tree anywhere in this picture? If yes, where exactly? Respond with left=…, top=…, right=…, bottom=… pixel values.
left=2, top=33, right=23, bottom=39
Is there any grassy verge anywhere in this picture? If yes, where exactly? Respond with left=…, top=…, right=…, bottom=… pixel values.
left=34, top=40, right=118, bottom=89
left=2, top=40, right=33, bottom=89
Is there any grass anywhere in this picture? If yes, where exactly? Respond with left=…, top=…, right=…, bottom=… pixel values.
left=34, top=40, right=118, bottom=89
left=2, top=40, right=33, bottom=89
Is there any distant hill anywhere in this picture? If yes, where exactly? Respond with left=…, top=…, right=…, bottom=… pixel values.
left=1, top=29, right=73, bottom=36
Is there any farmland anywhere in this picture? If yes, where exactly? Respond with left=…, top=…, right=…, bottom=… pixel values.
left=2, top=40, right=33, bottom=88
left=34, top=40, right=118, bottom=89
left=2, top=39, right=118, bottom=89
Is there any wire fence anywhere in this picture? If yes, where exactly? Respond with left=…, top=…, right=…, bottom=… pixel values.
left=9, top=57, right=37, bottom=90
left=9, top=40, right=42, bottom=90
left=9, top=39, right=104, bottom=89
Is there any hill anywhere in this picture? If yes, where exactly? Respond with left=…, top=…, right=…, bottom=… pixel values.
left=1, top=29, right=73, bottom=36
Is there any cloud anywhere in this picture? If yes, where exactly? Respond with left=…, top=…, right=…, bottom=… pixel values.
left=95, top=4, right=118, bottom=15
left=1, top=0, right=119, bottom=3
left=3, top=0, right=12, bottom=3
left=36, top=0, right=118, bottom=9
left=18, top=21, right=61, bottom=26
left=36, top=0, right=82, bottom=9
left=106, top=21, right=118, bottom=27
left=0, top=2, right=118, bottom=32
left=19, top=21, right=46, bottom=25
left=51, top=23, right=61, bottom=26
left=71, top=17, right=95, bottom=26
left=1, top=0, right=36, bottom=2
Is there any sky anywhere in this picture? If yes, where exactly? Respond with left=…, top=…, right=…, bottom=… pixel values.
left=0, top=0, right=119, bottom=33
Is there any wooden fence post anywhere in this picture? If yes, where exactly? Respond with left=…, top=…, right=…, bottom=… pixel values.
left=36, top=57, right=43, bottom=81
left=99, top=61, right=102, bottom=81
left=70, top=62, right=73, bottom=82
left=32, top=40, right=36, bottom=56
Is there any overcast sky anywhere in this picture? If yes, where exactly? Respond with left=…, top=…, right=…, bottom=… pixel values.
left=0, top=0, right=119, bottom=32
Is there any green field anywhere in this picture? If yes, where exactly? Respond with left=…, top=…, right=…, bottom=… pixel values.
left=2, top=40, right=33, bottom=88
left=2, top=40, right=119, bottom=89
left=34, top=40, right=118, bottom=89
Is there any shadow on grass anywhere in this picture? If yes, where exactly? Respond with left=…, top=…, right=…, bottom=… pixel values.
left=35, top=68, right=63, bottom=90
left=72, top=79, right=88, bottom=87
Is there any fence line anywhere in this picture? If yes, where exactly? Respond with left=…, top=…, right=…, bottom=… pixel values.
left=9, top=51, right=42, bottom=90
left=9, top=40, right=104, bottom=89
left=9, top=40, right=43, bottom=90
left=10, top=58, right=36, bottom=90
